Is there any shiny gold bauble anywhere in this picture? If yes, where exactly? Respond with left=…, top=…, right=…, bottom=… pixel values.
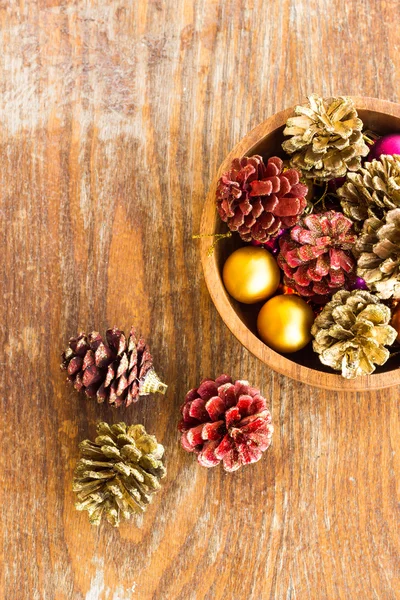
left=222, top=246, right=281, bottom=304
left=390, top=304, right=400, bottom=342
left=257, top=294, right=314, bottom=353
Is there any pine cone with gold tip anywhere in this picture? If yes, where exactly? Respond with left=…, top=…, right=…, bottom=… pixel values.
left=311, top=290, right=397, bottom=379
left=282, top=94, right=369, bottom=181
left=73, top=422, right=166, bottom=527
left=338, top=154, right=400, bottom=226
left=61, top=327, right=167, bottom=407
left=354, top=208, right=400, bottom=299
left=179, top=375, right=273, bottom=472
left=277, top=211, right=357, bottom=301
left=216, top=155, right=308, bottom=243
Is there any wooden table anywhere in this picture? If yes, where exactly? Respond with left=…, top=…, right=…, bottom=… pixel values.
left=1, top=1, right=399, bottom=599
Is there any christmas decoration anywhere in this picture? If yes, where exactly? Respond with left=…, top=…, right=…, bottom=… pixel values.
left=263, top=228, right=287, bottom=255
left=354, top=208, right=400, bottom=299
left=311, top=290, right=397, bottom=378
left=277, top=211, right=356, bottom=301
left=206, top=95, right=400, bottom=379
left=73, top=422, right=166, bottom=527
left=367, top=134, right=400, bottom=161
left=282, top=94, right=369, bottom=181
left=216, top=155, right=308, bottom=243
left=222, top=246, right=280, bottom=304
left=390, top=303, right=400, bottom=342
left=179, top=375, right=273, bottom=472
left=257, top=295, right=314, bottom=353
left=61, top=327, right=167, bottom=407
left=338, top=154, right=400, bottom=225
left=349, top=276, right=369, bottom=291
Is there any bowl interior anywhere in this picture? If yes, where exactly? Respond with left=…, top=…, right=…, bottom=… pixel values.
left=212, top=107, right=400, bottom=377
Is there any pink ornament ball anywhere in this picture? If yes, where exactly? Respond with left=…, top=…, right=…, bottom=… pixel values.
left=368, top=134, right=400, bottom=161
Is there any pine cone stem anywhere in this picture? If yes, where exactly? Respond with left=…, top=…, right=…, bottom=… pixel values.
left=139, top=369, right=168, bottom=396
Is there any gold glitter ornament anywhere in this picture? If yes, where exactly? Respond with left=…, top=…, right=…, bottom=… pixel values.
left=222, top=246, right=281, bottom=304
left=257, top=295, right=314, bottom=353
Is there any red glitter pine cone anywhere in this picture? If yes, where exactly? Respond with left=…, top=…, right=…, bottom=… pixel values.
left=61, top=327, right=167, bottom=407
left=179, top=375, right=273, bottom=472
left=216, top=155, right=308, bottom=243
left=277, top=211, right=357, bottom=301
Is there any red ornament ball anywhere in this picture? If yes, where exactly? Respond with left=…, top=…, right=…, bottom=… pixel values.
left=368, top=134, right=400, bottom=161
left=179, top=375, right=273, bottom=472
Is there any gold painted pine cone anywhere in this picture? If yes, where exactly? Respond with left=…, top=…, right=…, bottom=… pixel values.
left=73, top=422, right=166, bottom=527
left=354, top=208, right=400, bottom=299
left=338, top=154, right=400, bottom=226
left=311, top=290, right=397, bottom=379
left=282, top=94, right=369, bottom=181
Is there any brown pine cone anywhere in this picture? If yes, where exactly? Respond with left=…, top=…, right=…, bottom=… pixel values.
left=61, top=327, right=167, bottom=407
left=216, top=155, right=308, bottom=243
left=282, top=94, right=369, bottom=181
left=338, top=154, right=400, bottom=226
left=354, top=208, right=400, bottom=299
left=179, top=375, right=273, bottom=472
left=277, top=211, right=357, bottom=301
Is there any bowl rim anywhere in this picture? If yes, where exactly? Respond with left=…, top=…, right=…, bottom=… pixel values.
left=200, top=96, right=400, bottom=391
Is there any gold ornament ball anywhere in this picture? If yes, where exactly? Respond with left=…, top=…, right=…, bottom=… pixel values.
left=257, top=294, right=314, bottom=353
left=390, top=304, right=400, bottom=342
left=222, top=246, right=281, bottom=304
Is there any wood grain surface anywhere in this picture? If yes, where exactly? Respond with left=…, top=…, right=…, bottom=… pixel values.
left=0, top=1, right=399, bottom=599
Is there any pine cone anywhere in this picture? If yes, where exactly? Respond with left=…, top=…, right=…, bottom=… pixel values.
left=282, top=94, right=369, bottom=181
left=354, top=208, right=400, bottom=299
left=311, top=290, right=396, bottom=378
left=216, top=155, right=308, bottom=243
left=61, top=327, right=167, bottom=407
left=179, top=375, right=273, bottom=472
left=338, top=154, right=400, bottom=226
left=73, top=422, right=166, bottom=527
left=277, top=211, right=357, bottom=300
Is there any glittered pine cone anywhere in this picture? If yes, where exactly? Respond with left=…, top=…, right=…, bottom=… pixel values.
left=216, top=155, right=308, bottom=243
left=73, top=422, right=166, bottom=527
left=61, top=327, right=167, bottom=407
left=277, top=211, right=357, bottom=301
left=354, top=208, right=400, bottom=299
left=282, top=94, right=369, bottom=181
left=338, top=154, right=400, bottom=226
left=179, top=375, right=273, bottom=472
left=311, top=290, right=397, bottom=379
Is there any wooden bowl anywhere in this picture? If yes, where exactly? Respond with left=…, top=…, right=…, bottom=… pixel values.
left=200, top=97, right=400, bottom=391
